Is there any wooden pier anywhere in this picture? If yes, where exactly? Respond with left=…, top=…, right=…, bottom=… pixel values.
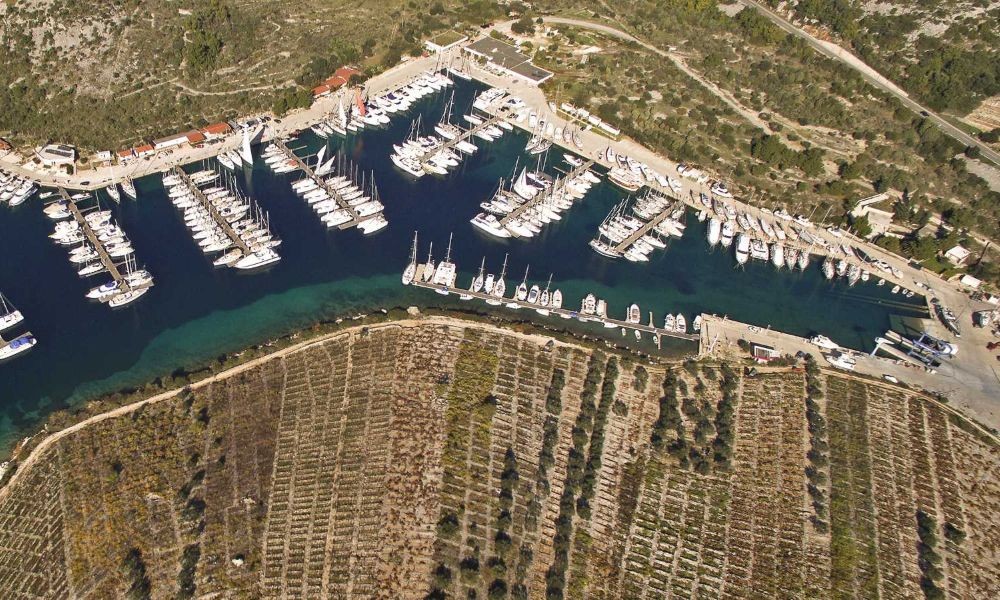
left=418, top=109, right=510, bottom=165
left=406, top=263, right=698, bottom=343
left=497, top=159, right=596, bottom=234
left=172, top=167, right=251, bottom=253
left=269, top=139, right=372, bottom=230
left=57, top=188, right=152, bottom=301
left=612, top=197, right=684, bottom=255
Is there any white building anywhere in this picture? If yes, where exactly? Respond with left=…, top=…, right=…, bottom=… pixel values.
left=36, top=144, right=76, bottom=166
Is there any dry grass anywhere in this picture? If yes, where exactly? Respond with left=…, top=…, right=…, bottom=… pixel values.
left=0, top=327, right=997, bottom=599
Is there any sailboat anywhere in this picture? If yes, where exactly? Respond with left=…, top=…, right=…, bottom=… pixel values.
left=0, top=292, right=25, bottom=332
left=513, top=266, right=530, bottom=305
left=239, top=126, right=254, bottom=164
left=330, top=99, right=348, bottom=136
left=421, top=242, right=435, bottom=282
left=536, top=275, right=552, bottom=316
left=461, top=257, right=485, bottom=301
left=472, top=258, right=486, bottom=293
left=105, top=182, right=121, bottom=203
left=487, top=254, right=508, bottom=305
left=120, top=177, right=137, bottom=200
left=402, top=231, right=418, bottom=285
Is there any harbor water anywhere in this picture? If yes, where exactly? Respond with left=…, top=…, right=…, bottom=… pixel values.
left=0, top=79, right=925, bottom=449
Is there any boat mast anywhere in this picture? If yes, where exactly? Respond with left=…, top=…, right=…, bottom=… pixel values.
left=444, top=233, right=453, bottom=264
left=408, top=231, right=418, bottom=265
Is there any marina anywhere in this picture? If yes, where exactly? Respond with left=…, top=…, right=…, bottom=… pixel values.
left=49, top=188, right=154, bottom=305
left=0, top=70, right=987, bottom=451
left=417, top=109, right=510, bottom=167
left=166, top=166, right=280, bottom=270
left=266, top=138, right=387, bottom=234
left=471, top=158, right=599, bottom=239
left=402, top=238, right=699, bottom=344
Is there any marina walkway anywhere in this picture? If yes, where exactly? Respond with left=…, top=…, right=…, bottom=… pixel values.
left=269, top=139, right=368, bottom=230
left=171, top=168, right=251, bottom=253
left=498, top=159, right=596, bottom=233
left=612, top=196, right=684, bottom=254
left=57, top=188, right=152, bottom=301
left=419, top=110, right=510, bottom=165
left=407, top=263, right=698, bottom=343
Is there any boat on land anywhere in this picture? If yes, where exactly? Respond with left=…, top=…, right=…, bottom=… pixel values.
left=809, top=334, right=839, bottom=350
left=824, top=350, right=856, bottom=371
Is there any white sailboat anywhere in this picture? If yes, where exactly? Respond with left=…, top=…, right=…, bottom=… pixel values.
left=402, top=231, right=418, bottom=285
left=487, top=254, right=508, bottom=305
left=536, top=274, right=552, bottom=316
left=472, top=257, right=486, bottom=293
left=239, top=127, right=254, bottom=165
left=105, top=183, right=121, bottom=203
left=0, top=293, right=25, bottom=332
left=120, top=177, right=137, bottom=200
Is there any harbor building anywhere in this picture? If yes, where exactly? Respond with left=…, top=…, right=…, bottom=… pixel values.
left=185, top=131, right=206, bottom=145
left=312, top=66, right=362, bottom=98
left=153, top=132, right=190, bottom=151
left=36, top=144, right=77, bottom=167
left=201, top=122, right=233, bottom=139
left=463, top=37, right=553, bottom=85
left=944, top=244, right=972, bottom=266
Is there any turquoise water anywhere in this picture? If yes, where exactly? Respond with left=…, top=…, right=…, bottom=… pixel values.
left=0, top=79, right=925, bottom=448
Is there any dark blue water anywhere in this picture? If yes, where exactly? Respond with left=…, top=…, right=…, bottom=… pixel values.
left=0, top=79, right=924, bottom=447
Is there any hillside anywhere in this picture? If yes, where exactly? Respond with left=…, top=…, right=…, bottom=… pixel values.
left=775, top=0, right=1000, bottom=116
left=0, top=319, right=997, bottom=598
left=0, top=0, right=502, bottom=150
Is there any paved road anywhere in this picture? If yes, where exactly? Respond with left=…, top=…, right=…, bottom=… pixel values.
left=736, top=0, right=1000, bottom=167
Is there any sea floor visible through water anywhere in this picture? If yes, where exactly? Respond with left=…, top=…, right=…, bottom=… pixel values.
left=0, top=78, right=925, bottom=449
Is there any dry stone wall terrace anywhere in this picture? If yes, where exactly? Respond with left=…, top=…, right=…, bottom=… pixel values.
left=0, top=322, right=998, bottom=599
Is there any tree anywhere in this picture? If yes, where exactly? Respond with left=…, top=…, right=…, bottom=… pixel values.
left=904, top=235, right=938, bottom=261
left=511, top=16, right=534, bottom=35
left=850, top=213, right=872, bottom=238
left=942, top=207, right=973, bottom=230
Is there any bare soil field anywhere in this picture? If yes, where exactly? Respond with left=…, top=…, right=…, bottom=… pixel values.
left=0, top=323, right=996, bottom=598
